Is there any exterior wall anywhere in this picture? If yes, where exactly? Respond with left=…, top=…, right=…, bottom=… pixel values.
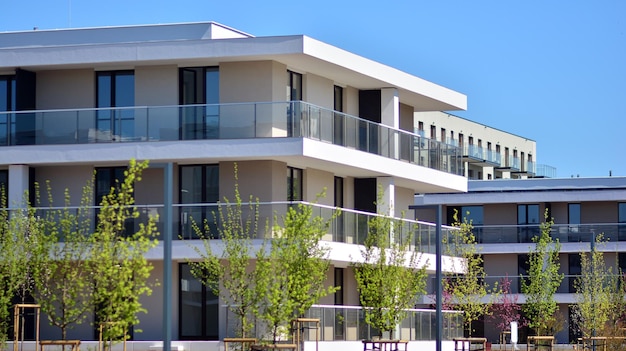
left=220, top=160, right=287, bottom=203
left=399, top=103, right=414, bottom=133
left=220, top=61, right=287, bottom=103
left=396, top=186, right=416, bottom=217
left=344, top=86, right=359, bottom=117
left=36, top=69, right=95, bottom=109
left=135, top=65, right=178, bottom=106
left=34, top=165, right=94, bottom=206
left=304, top=73, right=333, bottom=109
left=304, top=168, right=334, bottom=206
left=483, top=203, right=519, bottom=225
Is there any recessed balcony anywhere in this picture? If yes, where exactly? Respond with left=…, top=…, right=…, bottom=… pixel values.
left=0, top=101, right=462, bottom=176
left=472, top=223, right=626, bottom=244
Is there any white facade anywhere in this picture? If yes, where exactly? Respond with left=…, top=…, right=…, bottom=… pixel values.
left=0, top=22, right=470, bottom=350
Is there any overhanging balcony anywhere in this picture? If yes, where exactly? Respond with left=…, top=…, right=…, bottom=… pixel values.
left=10, top=202, right=460, bottom=256
left=473, top=223, right=626, bottom=244
left=0, top=101, right=462, bottom=176
left=463, top=145, right=500, bottom=167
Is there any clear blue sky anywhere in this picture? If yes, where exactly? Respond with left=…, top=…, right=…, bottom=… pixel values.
left=2, top=1, right=625, bottom=178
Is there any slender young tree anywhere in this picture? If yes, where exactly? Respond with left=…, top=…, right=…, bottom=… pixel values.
left=572, top=234, right=624, bottom=339
left=32, top=182, right=95, bottom=340
left=257, top=195, right=338, bottom=344
left=188, top=163, right=267, bottom=339
left=442, top=211, right=495, bottom=336
left=90, top=159, right=159, bottom=344
left=521, top=211, right=563, bottom=335
left=489, top=275, right=525, bottom=339
left=353, top=204, right=427, bottom=338
left=0, top=188, right=41, bottom=349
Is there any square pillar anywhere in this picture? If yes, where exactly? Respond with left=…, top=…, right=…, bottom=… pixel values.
left=8, top=164, right=30, bottom=208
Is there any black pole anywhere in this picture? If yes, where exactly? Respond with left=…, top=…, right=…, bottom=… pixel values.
left=435, top=204, right=443, bottom=351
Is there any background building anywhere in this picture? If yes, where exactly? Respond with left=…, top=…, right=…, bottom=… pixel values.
left=415, top=177, right=626, bottom=344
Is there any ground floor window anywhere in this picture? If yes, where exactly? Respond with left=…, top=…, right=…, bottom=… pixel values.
left=179, top=263, right=219, bottom=340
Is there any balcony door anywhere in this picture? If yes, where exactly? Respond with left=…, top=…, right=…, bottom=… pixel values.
left=179, top=67, right=219, bottom=140
left=179, top=164, right=219, bottom=239
left=0, top=75, right=15, bottom=146
left=518, top=204, right=540, bottom=242
left=96, top=71, right=135, bottom=141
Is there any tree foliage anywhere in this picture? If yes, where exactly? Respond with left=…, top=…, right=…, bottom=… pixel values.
left=257, top=195, right=338, bottom=344
left=442, top=211, right=495, bottom=336
left=188, top=163, right=266, bottom=338
left=489, top=275, right=525, bottom=335
left=521, top=212, right=563, bottom=335
left=90, top=159, right=158, bottom=343
left=32, top=182, right=95, bottom=339
left=0, top=188, right=41, bottom=349
left=353, top=206, right=427, bottom=337
left=571, top=234, right=626, bottom=339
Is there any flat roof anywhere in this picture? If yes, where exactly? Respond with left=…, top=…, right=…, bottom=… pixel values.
left=0, top=22, right=467, bottom=112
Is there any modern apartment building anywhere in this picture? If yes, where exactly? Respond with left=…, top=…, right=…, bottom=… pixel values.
left=415, top=111, right=557, bottom=180
left=415, top=177, right=626, bottom=344
left=0, top=22, right=469, bottom=350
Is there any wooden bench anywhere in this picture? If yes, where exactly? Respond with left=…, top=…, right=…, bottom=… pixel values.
left=40, top=340, right=81, bottom=351
left=526, top=336, right=554, bottom=351
left=223, top=337, right=257, bottom=351
left=250, top=344, right=297, bottom=351
left=453, top=337, right=487, bottom=351
left=362, top=339, right=408, bottom=351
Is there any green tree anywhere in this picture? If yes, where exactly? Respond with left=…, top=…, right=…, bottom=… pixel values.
left=353, top=207, right=427, bottom=338
left=442, top=211, right=494, bottom=336
left=188, top=164, right=266, bottom=339
left=90, top=159, right=159, bottom=344
left=0, top=189, right=41, bottom=349
left=257, top=196, right=338, bottom=344
left=572, top=233, right=625, bottom=339
left=32, top=182, right=95, bottom=340
left=521, top=212, right=563, bottom=335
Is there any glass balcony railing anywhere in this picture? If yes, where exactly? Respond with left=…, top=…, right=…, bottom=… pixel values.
left=430, top=274, right=622, bottom=295
left=465, top=145, right=483, bottom=159
left=0, top=102, right=463, bottom=175
left=535, top=164, right=557, bottom=178
left=223, top=304, right=463, bottom=341
left=472, top=223, right=626, bottom=244
left=1, top=202, right=459, bottom=255
left=525, top=160, right=536, bottom=174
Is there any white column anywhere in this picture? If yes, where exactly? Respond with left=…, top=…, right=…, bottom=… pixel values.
left=376, top=176, right=395, bottom=217
left=381, top=88, right=400, bottom=159
left=8, top=164, right=30, bottom=208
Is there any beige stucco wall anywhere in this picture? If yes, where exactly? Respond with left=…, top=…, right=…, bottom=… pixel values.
left=135, top=65, right=178, bottom=106
left=395, top=185, right=416, bottom=217
left=304, top=73, right=333, bottom=109
left=345, top=86, right=359, bottom=117
left=36, top=69, right=95, bottom=109
left=34, top=165, right=94, bottom=206
left=220, top=61, right=287, bottom=103
left=220, top=160, right=287, bottom=203
left=304, top=168, right=334, bottom=206
left=399, top=103, right=414, bottom=133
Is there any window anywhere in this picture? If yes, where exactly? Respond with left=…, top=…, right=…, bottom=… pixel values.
left=0, top=170, right=7, bottom=203
left=179, top=67, right=219, bottom=140
left=518, top=204, right=540, bottom=242
left=619, top=203, right=626, bottom=240
left=568, top=254, right=581, bottom=293
left=517, top=254, right=530, bottom=293
left=287, top=71, right=303, bottom=137
left=0, top=75, right=16, bottom=146
left=440, top=128, right=446, bottom=143
left=333, top=267, right=346, bottom=340
left=95, top=166, right=134, bottom=236
left=287, top=167, right=302, bottom=201
left=333, top=85, right=344, bottom=146
left=96, top=71, right=135, bottom=141
left=334, top=177, right=344, bottom=241
left=179, top=263, right=219, bottom=340
left=179, top=165, right=219, bottom=239
left=568, top=203, right=581, bottom=242
left=447, top=206, right=484, bottom=242
left=430, top=125, right=436, bottom=139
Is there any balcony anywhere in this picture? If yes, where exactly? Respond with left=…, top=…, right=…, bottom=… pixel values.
left=11, top=202, right=459, bottom=255
left=224, top=304, right=463, bottom=341
left=463, top=145, right=500, bottom=167
left=472, top=223, right=626, bottom=244
left=0, top=101, right=462, bottom=175
left=534, top=164, right=557, bottom=178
